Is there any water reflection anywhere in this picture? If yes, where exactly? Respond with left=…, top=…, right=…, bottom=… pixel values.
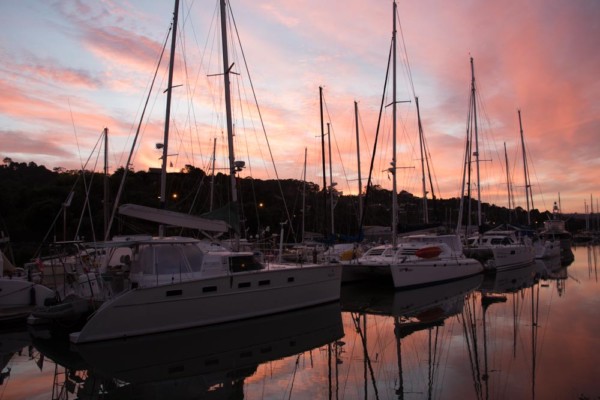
left=341, top=274, right=482, bottom=399
left=464, top=263, right=541, bottom=400
left=0, top=327, right=31, bottom=385
left=337, top=255, right=589, bottom=400
left=2, top=247, right=600, bottom=399
left=32, top=302, right=344, bottom=399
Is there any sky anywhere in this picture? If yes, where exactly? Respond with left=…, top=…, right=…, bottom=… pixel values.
left=1, top=0, right=599, bottom=215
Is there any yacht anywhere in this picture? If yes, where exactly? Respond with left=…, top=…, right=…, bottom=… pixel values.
left=464, top=230, right=535, bottom=272
left=342, top=234, right=483, bottom=288
left=70, top=236, right=340, bottom=343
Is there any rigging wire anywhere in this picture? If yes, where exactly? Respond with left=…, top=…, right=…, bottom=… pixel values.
left=227, top=5, right=298, bottom=240
left=104, top=21, right=172, bottom=239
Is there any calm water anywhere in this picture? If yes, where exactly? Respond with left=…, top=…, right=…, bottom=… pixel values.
left=1, top=245, right=598, bottom=400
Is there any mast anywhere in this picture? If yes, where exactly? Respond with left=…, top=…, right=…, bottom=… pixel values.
left=518, top=109, right=531, bottom=225
left=355, top=101, right=363, bottom=223
left=302, top=147, right=307, bottom=243
left=470, top=57, right=483, bottom=231
left=220, top=0, right=239, bottom=249
left=392, top=0, right=398, bottom=247
left=415, top=96, right=428, bottom=224
left=159, top=0, right=180, bottom=237
left=327, top=122, right=335, bottom=235
left=457, top=125, right=470, bottom=233
left=504, top=142, right=512, bottom=223
left=319, top=86, right=328, bottom=239
left=103, top=127, right=109, bottom=239
left=210, top=137, right=217, bottom=211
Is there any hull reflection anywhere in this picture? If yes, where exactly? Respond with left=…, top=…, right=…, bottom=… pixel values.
left=35, top=302, right=344, bottom=399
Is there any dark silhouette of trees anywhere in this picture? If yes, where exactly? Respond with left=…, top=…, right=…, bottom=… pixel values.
left=0, top=159, right=579, bottom=267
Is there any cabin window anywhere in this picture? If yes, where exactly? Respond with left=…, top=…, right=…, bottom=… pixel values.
left=287, top=277, right=295, bottom=283
left=203, top=286, right=217, bottom=293
left=238, top=282, right=251, bottom=288
left=258, top=280, right=270, bottom=286
left=136, top=245, right=155, bottom=275
left=181, top=244, right=205, bottom=272
left=229, top=255, right=264, bottom=273
left=155, top=245, right=191, bottom=275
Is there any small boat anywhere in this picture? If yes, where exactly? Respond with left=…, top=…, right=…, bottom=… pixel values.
left=0, top=247, right=56, bottom=324
left=539, top=202, right=573, bottom=261
left=464, top=229, right=535, bottom=272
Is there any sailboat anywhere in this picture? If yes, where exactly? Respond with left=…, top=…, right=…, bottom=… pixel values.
left=460, top=57, right=535, bottom=272
left=512, top=110, right=560, bottom=260
left=342, top=1, right=483, bottom=288
left=69, top=0, right=341, bottom=344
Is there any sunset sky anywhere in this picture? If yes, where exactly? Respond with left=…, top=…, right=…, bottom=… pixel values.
left=1, top=0, right=598, bottom=215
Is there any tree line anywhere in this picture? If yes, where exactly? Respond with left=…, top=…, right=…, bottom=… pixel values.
left=0, top=158, right=584, bottom=266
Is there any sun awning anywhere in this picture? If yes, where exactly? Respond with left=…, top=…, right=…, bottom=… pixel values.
left=119, top=204, right=229, bottom=233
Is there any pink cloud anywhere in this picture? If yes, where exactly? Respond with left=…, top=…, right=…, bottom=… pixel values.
left=2, top=0, right=598, bottom=212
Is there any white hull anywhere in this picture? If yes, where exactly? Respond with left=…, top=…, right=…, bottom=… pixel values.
left=70, top=264, right=341, bottom=343
left=0, top=278, right=55, bottom=308
left=390, top=258, right=483, bottom=289
left=464, top=233, right=535, bottom=273
left=489, top=245, right=535, bottom=271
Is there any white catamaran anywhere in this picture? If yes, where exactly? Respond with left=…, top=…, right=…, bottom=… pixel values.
left=70, top=0, right=341, bottom=344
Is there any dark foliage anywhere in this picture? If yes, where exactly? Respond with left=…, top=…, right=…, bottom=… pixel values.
left=0, top=159, right=584, bottom=266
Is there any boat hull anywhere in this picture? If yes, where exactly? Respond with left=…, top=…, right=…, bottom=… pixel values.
left=341, top=263, right=392, bottom=283
left=464, top=245, right=534, bottom=272
left=390, top=258, right=483, bottom=289
left=70, top=264, right=341, bottom=343
left=0, top=279, right=55, bottom=308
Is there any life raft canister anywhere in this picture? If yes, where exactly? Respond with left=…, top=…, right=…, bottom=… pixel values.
left=414, top=246, right=442, bottom=259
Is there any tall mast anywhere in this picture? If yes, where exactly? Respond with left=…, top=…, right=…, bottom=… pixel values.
left=319, top=86, right=328, bottom=239
left=504, top=142, right=512, bottom=223
left=470, top=57, right=482, bottom=230
left=302, top=147, right=307, bottom=244
left=159, top=0, right=180, bottom=237
left=103, top=127, right=110, bottom=239
left=415, top=97, right=428, bottom=224
left=518, top=109, right=531, bottom=225
left=220, top=0, right=239, bottom=249
left=354, top=101, right=363, bottom=224
left=391, top=0, right=398, bottom=247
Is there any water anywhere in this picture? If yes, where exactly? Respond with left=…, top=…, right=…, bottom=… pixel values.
left=1, top=245, right=598, bottom=399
